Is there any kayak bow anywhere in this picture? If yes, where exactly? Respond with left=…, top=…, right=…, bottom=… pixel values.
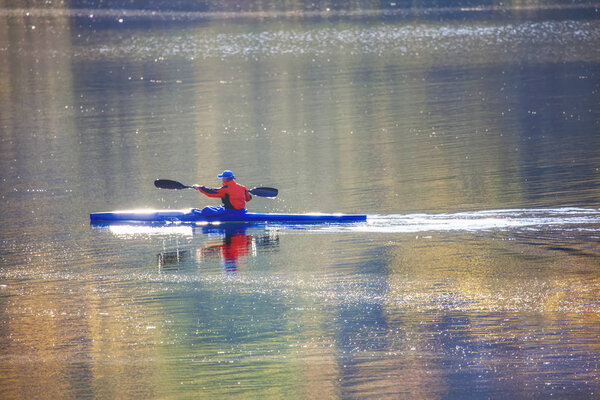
left=90, top=209, right=367, bottom=224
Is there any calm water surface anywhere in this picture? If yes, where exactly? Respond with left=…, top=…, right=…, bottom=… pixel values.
left=1, top=4, right=600, bottom=399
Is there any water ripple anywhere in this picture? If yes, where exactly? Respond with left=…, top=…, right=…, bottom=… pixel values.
left=73, top=19, right=600, bottom=63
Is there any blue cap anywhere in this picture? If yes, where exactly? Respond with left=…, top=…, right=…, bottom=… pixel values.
left=218, top=170, right=235, bottom=180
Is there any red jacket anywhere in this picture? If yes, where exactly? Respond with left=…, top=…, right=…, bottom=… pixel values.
left=197, top=180, right=252, bottom=210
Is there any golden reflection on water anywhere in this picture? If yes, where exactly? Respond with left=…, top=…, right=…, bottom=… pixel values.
left=2, top=230, right=600, bottom=398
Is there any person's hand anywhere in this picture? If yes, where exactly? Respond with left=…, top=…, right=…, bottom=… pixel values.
left=192, top=184, right=201, bottom=189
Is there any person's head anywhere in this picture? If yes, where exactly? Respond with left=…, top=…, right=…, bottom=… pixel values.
left=218, top=170, right=235, bottom=183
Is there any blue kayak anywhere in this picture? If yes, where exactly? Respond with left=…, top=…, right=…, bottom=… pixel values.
left=90, top=208, right=367, bottom=224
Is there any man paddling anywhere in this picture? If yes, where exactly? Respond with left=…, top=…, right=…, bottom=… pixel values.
left=193, top=170, right=252, bottom=216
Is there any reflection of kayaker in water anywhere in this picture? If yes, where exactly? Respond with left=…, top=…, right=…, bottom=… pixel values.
left=222, top=232, right=253, bottom=273
left=158, top=225, right=279, bottom=273
left=200, top=230, right=253, bottom=274
left=192, top=170, right=252, bottom=217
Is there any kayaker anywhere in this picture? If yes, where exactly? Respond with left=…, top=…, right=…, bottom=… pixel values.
left=193, top=170, right=252, bottom=216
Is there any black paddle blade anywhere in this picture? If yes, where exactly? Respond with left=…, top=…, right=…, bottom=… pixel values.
left=154, top=179, right=191, bottom=190
left=249, top=187, right=278, bottom=198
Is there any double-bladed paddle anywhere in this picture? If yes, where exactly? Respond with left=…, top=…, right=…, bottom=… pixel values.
left=154, top=179, right=278, bottom=198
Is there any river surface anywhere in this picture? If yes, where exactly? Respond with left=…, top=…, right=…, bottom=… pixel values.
left=1, top=3, right=600, bottom=399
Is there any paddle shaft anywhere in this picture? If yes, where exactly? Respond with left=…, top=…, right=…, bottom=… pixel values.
left=154, top=179, right=278, bottom=198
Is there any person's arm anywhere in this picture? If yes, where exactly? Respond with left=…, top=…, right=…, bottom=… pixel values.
left=193, top=185, right=225, bottom=198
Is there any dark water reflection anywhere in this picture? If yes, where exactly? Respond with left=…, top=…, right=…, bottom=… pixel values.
left=1, top=5, right=600, bottom=399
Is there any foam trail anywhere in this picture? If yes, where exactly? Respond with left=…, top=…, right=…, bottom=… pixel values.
left=323, top=207, right=600, bottom=234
